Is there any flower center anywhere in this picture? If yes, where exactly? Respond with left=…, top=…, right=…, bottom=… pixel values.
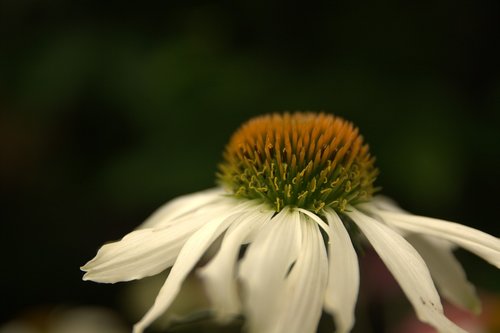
left=218, top=112, right=378, bottom=213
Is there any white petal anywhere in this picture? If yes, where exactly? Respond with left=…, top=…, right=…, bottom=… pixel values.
left=138, top=187, right=225, bottom=229
left=347, top=207, right=467, bottom=333
left=297, top=208, right=333, bottom=239
left=377, top=210, right=500, bottom=268
left=407, top=234, right=481, bottom=313
left=197, top=204, right=274, bottom=322
left=81, top=203, right=226, bottom=283
left=132, top=202, right=250, bottom=333
left=323, top=208, right=360, bottom=333
left=270, top=214, right=329, bottom=333
left=239, top=207, right=302, bottom=333
left=369, top=195, right=407, bottom=213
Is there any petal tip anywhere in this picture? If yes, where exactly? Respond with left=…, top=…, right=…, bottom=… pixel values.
left=80, top=263, right=91, bottom=272
left=132, top=323, right=144, bottom=333
left=81, top=272, right=92, bottom=281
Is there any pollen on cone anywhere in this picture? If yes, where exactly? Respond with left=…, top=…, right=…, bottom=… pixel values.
left=218, top=112, right=379, bottom=213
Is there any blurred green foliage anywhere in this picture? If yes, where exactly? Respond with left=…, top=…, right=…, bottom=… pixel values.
left=1, top=0, right=499, bottom=331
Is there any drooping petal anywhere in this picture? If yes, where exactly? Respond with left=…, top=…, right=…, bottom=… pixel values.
left=81, top=202, right=230, bottom=283
left=138, top=188, right=225, bottom=229
left=197, top=204, right=274, bottom=322
left=377, top=210, right=500, bottom=268
left=406, top=234, right=481, bottom=313
left=239, top=207, right=302, bottom=333
left=323, top=208, right=360, bottom=333
left=347, top=207, right=467, bottom=333
left=132, top=202, right=250, bottom=333
left=369, top=195, right=407, bottom=213
left=269, top=214, right=329, bottom=333
left=297, top=208, right=333, bottom=239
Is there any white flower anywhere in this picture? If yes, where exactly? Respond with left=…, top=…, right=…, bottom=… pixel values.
left=82, top=113, right=500, bottom=333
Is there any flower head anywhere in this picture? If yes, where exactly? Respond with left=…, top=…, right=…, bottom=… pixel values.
left=82, top=112, right=500, bottom=333
left=218, top=113, right=378, bottom=212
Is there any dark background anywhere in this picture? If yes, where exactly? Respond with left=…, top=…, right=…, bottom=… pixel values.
left=1, top=0, right=499, bottom=332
